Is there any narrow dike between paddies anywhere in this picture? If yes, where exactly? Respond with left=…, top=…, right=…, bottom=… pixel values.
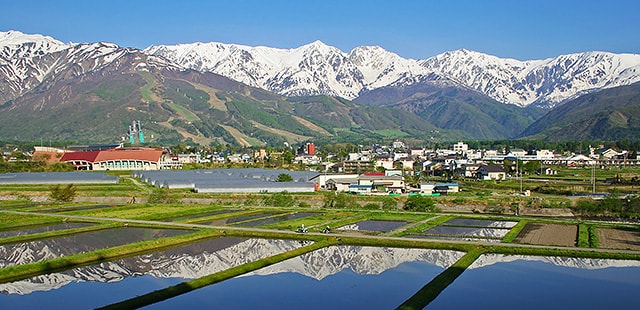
left=96, top=239, right=335, bottom=310
left=396, top=248, right=485, bottom=310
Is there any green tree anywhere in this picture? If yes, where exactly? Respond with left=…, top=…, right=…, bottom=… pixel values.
left=49, top=184, right=77, bottom=202
left=381, top=197, right=399, bottom=210
left=403, top=195, right=438, bottom=212
left=263, top=191, right=296, bottom=208
left=523, top=161, right=541, bottom=175
left=322, top=192, right=358, bottom=209
left=276, top=173, right=293, bottom=182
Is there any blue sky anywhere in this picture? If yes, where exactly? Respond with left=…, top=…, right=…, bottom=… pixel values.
left=2, top=0, right=639, bottom=60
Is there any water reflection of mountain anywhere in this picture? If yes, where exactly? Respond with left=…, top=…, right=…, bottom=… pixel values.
left=471, top=254, right=640, bottom=270
left=247, top=246, right=465, bottom=280
left=0, top=239, right=465, bottom=295
left=0, top=227, right=190, bottom=268
left=0, top=238, right=303, bottom=295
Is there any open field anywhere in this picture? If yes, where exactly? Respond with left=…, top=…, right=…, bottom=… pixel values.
left=597, top=228, right=640, bottom=250
left=513, top=223, right=578, bottom=247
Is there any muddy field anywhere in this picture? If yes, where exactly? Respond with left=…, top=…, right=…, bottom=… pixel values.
left=514, top=223, right=577, bottom=247
left=597, top=228, right=640, bottom=250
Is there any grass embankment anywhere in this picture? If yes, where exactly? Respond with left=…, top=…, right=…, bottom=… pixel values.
left=397, top=248, right=484, bottom=310
left=502, top=219, right=528, bottom=243
left=396, top=215, right=455, bottom=236
left=0, top=229, right=222, bottom=284
left=97, top=240, right=335, bottom=310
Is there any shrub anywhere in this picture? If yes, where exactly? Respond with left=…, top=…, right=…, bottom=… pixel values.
left=147, top=189, right=177, bottom=204
left=403, top=195, right=438, bottom=212
left=49, top=184, right=77, bottom=202
left=263, top=191, right=296, bottom=208
left=276, top=173, right=293, bottom=182
left=363, top=203, right=381, bottom=210
left=381, top=197, right=399, bottom=210
left=323, top=192, right=358, bottom=209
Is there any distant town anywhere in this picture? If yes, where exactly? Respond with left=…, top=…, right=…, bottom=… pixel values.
left=0, top=140, right=632, bottom=196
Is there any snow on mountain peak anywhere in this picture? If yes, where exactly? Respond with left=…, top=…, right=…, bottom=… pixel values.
left=3, top=30, right=640, bottom=107
left=0, top=30, right=68, bottom=52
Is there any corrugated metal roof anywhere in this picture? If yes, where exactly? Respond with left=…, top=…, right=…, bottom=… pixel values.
left=136, top=168, right=318, bottom=193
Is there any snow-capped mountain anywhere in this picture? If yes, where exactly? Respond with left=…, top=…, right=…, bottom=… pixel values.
left=4, top=30, right=640, bottom=109
left=144, top=39, right=640, bottom=107
left=0, top=30, right=172, bottom=104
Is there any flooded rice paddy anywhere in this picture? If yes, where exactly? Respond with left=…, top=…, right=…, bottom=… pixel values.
left=0, top=227, right=192, bottom=267
left=406, top=218, right=517, bottom=242
left=233, top=212, right=320, bottom=227
left=151, top=246, right=464, bottom=309
left=337, top=220, right=408, bottom=232
left=428, top=254, right=640, bottom=309
left=0, top=225, right=639, bottom=308
left=0, top=238, right=305, bottom=309
left=0, top=222, right=95, bottom=239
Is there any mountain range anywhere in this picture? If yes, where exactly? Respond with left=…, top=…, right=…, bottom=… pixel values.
left=1, top=30, right=640, bottom=144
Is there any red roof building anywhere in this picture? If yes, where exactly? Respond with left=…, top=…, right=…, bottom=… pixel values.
left=60, top=148, right=171, bottom=170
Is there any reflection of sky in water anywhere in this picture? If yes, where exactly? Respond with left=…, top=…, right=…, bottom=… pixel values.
left=443, top=218, right=517, bottom=228
left=429, top=255, right=640, bottom=309
left=0, top=276, right=185, bottom=310
left=0, top=228, right=191, bottom=267
left=0, top=238, right=305, bottom=308
left=235, top=212, right=319, bottom=227
left=338, top=220, right=407, bottom=232
left=152, top=250, right=451, bottom=309
left=423, top=226, right=510, bottom=238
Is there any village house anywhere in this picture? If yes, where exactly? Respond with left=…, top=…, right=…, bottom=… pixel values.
left=477, top=164, right=507, bottom=180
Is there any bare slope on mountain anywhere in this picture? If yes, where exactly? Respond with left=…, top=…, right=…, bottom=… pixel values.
left=519, top=84, right=640, bottom=141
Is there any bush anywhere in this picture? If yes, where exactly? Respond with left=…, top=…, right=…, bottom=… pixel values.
left=49, top=184, right=77, bottom=202
left=381, top=197, right=399, bottom=210
left=147, top=189, right=177, bottom=204
left=322, top=192, right=358, bottom=209
left=363, top=203, right=381, bottom=210
left=276, top=173, right=293, bottom=182
left=403, top=195, right=438, bottom=212
left=263, top=191, right=296, bottom=208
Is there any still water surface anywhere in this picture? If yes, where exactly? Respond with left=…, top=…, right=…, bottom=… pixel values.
left=0, top=238, right=305, bottom=309
left=150, top=246, right=463, bottom=309
left=429, top=254, right=640, bottom=309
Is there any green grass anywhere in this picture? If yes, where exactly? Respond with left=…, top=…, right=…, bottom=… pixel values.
left=397, top=248, right=485, bottom=309
left=502, top=220, right=527, bottom=243
left=164, top=101, right=201, bottom=123
left=137, top=71, right=156, bottom=103
left=373, top=129, right=409, bottom=138
left=398, top=215, right=455, bottom=236
left=588, top=225, right=599, bottom=248
left=578, top=223, right=590, bottom=247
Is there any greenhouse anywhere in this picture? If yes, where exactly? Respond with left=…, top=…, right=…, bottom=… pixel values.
left=133, top=169, right=318, bottom=193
